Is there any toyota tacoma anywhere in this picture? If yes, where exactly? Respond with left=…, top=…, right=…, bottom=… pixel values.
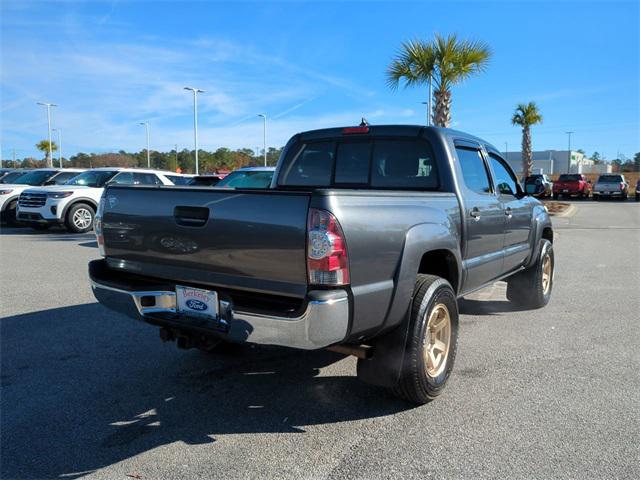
left=89, top=125, right=555, bottom=404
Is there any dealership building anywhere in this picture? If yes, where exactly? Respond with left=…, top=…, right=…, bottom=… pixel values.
left=504, top=150, right=611, bottom=175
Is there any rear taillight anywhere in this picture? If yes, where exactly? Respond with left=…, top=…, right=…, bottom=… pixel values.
left=307, top=208, right=350, bottom=286
left=620, top=182, right=625, bottom=190
left=95, top=198, right=105, bottom=257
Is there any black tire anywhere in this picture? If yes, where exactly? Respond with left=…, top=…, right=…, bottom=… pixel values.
left=635, top=194, right=639, bottom=202
left=392, top=274, right=459, bottom=404
left=552, top=193, right=559, bottom=200
left=65, top=203, right=95, bottom=233
left=3, top=199, right=19, bottom=226
left=507, top=239, right=554, bottom=309
left=593, top=194, right=599, bottom=201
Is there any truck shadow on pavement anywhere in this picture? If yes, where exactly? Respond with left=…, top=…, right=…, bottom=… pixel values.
left=1, top=303, right=412, bottom=479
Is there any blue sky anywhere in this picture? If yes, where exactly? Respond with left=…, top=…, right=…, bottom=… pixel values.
left=1, top=0, right=638, bottom=161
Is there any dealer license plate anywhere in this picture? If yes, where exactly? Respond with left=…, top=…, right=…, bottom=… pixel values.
left=176, top=285, right=219, bottom=320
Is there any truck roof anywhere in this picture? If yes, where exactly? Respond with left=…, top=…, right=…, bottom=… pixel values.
left=294, top=124, right=500, bottom=155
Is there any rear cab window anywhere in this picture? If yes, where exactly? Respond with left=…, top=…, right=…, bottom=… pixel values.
left=277, top=137, right=440, bottom=190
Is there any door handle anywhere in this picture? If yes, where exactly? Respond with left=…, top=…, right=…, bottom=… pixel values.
left=505, top=207, right=513, bottom=218
left=174, top=206, right=209, bottom=227
left=470, top=207, right=481, bottom=221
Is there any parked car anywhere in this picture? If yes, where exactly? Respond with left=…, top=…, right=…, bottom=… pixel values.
left=89, top=125, right=555, bottom=404
left=593, top=174, right=629, bottom=201
left=189, top=175, right=224, bottom=186
left=0, top=168, right=85, bottom=225
left=214, top=166, right=276, bottom=188
left=524, top=174, right=553, bottom=198
left=16, top=168, right=180, bottom=233
left=552, top=174, right=591, bottom=199
left=636, top=179, right=640, bottom=202
left=0, top=170, right=29, bottom=184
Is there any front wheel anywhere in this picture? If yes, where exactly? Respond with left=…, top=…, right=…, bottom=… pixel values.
left=507, top=239, right=554, bottom=309
left=392, top=275, right=459, bottom=404
left=65, top=203, right=95, bottom=233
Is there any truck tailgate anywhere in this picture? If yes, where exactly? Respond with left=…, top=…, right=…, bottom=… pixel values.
left=101, top=186, right=310, bottom=297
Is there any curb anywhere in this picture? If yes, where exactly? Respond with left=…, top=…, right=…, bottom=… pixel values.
left=551, top=204, right=577, bottom=218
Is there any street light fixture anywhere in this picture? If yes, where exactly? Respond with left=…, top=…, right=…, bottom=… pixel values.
left=565, top=131, right=574, bottom=173
left=37, top=102, right=57, bottom=167
left=184, top=87, right=205, bottom=174
left=258, top=113, right=267, bottom=166
left=139, top=122, right=150, bottom=168
left=52, top=129, right=63, bottom=168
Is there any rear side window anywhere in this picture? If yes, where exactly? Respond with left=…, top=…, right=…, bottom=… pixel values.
left=133, top=173, right=161, bottom=185
left=371, top=140, right=438, bottom=189
left=52, top=172, right=80, bottom=184
left=110, top=172, right=134, bottom=185
left=456, top=147, right=491, bottom=194
left=279, top=141, right=334, bottom=186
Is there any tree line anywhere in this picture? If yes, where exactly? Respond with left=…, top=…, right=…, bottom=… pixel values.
left=4, top=146, right=283, bottom=173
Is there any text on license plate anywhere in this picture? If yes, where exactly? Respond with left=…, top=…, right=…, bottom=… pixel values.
left=176, top=285, right=219, bottom=319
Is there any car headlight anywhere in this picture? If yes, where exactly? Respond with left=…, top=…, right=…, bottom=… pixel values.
left=47, top=191, right=73, bottom=199
left=0, top=189, right=13, bottom=195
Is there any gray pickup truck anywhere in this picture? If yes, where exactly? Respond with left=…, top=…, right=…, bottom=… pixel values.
left=89, top=125, right=554, bottom=404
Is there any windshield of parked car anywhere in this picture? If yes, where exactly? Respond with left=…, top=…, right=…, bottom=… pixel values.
left=558, top=174, right=580, bottom=182
left=597, top=175, right=622, bottom=183
left=525, top=176, right=544, bottom=184
left=0, top=171, right=27, bottom=184
left=12, top=170, right=57, bottom=185
left=216, top=170, right=274, bottom=188
left=65, top=170, right=118, bottom=187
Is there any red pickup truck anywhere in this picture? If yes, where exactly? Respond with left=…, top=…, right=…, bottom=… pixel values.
left=552, top=174, right=591, bottom=200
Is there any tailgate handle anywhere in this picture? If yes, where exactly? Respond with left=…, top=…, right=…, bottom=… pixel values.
left=174, top=206, right=209, bottom=227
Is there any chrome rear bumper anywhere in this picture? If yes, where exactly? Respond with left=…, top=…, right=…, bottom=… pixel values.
left=89, top=260, right=349, bottom=350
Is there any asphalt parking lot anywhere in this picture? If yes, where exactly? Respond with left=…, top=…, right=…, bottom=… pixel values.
left=1, top=201, right=639, bottom=480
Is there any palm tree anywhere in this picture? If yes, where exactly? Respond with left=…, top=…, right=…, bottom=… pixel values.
left=387, top=34, right=491, bottom=127
left=511, top=102, right=543, bottom=178
left=35, top=140, right=58, bottom=167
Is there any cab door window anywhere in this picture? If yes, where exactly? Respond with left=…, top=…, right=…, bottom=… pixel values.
left=488, top=154, right=518, bottom=197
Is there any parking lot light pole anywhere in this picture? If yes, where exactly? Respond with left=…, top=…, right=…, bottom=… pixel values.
left=139, top=122, right=150, bottom=168
left=37, top=102, right=57, bottom=168
left=565, top=131, right=573, bottom=173
left=184, top=87, right=205, bottom=175
left=258, top=114, right=267, bottom=166
left=52, top=129, right=62, bottom=168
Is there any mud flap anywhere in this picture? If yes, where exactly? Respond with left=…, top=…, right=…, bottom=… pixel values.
left=356, top=312, right=411, bottom=388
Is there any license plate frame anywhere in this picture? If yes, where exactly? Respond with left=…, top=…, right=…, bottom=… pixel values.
left=175, top=285, right=219, bottom=320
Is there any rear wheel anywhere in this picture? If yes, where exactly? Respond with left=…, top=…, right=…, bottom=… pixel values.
left=392, top=275, right=459, bottom=404
left=507, top=239, right=554, bottom=309
left=65, top=203, right=95, bottom=233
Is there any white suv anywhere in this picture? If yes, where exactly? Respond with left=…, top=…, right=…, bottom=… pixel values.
left=1, top=168, right=85, bottom=226
left=17, top=168, right=180, bottom=233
